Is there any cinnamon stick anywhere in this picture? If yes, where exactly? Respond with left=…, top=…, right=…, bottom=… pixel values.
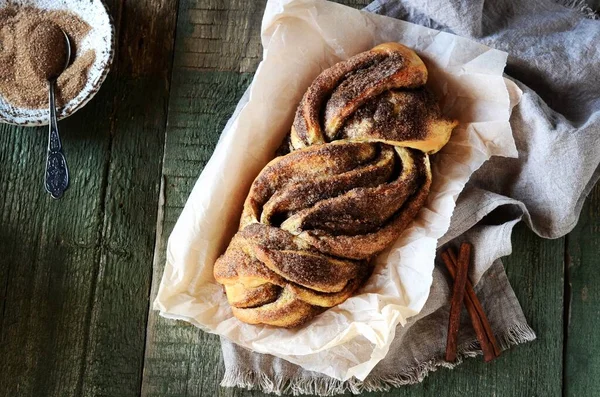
left=445, top=243, right=470, bottom=362
left=447, top=248, right=501, bottom=359
left=442, top=247, right=499, bottom=362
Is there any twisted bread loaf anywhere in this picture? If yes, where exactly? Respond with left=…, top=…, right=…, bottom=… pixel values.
left=214, top=43, right=457, bottom=328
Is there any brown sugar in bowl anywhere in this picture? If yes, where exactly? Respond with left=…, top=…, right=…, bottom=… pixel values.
left=0, top=0, right=115, bottom=126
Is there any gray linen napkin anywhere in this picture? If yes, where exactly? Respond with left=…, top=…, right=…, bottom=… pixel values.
left=220, top=0, right=600, bottom=394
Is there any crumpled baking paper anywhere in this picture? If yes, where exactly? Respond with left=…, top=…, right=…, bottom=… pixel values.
left=154, top=0, right=521, bottom=382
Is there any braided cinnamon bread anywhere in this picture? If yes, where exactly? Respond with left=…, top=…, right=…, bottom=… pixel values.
left=214, top=43, right=457, bottom=328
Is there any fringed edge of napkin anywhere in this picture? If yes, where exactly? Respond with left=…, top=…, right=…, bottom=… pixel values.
left=558, top=0, right=599, bottom=19
left=221, top=323, right=536, bottom=396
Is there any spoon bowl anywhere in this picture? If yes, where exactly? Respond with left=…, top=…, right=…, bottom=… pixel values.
left=59, top=30, right=72, bottom=78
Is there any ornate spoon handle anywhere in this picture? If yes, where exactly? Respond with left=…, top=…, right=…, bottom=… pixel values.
left=45, top=81, right=69, bottom=199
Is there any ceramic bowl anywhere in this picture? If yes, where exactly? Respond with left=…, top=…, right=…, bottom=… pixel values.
left=0, top=0, right=115, bottom=126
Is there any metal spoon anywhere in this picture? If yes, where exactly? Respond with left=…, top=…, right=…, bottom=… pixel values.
left=44, top=29, right=71, bottom=199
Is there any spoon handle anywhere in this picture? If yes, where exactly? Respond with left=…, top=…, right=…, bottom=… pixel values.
left=45, top=81, right=69, bottom=199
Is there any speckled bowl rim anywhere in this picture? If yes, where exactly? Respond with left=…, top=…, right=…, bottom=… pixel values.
left=0, top=0, right=115, bottom=126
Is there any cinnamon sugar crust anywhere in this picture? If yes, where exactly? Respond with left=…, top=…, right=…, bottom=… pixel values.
left=214, top=42, right=456, bottom=328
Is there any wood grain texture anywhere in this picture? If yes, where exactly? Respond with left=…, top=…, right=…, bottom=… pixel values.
left=564, top=183, right=600, bottom=396
left=78, top=0, right=179, bottom=395
left=0, top=111, right=109, bottom=397
left=177, top=0, right=265, bottom=72
left=0, top=0, right=177, bottom=395
left=141, top=70, right=252, bottom=397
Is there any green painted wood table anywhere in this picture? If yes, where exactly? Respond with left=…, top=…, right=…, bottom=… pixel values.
left=1, top=1, right=598, bottom=396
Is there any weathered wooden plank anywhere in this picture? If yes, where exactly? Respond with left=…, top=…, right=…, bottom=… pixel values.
left=0, top=0, right=178, bottom=395
left=175, top=0, right=264, bottom=73
left=77, top=0, right=179, bottom=395
left=142, top=0, right=567, bottom=396
left=141, top=1, right=269, bottom=394
left=0, top=114, right=108, bottom=397
left=141, top=71, right=252, bottom=397
left=564, top=183, right=600, bottom=396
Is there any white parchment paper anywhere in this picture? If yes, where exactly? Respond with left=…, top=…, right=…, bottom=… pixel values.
left=154, top=0, right=521, bottom=381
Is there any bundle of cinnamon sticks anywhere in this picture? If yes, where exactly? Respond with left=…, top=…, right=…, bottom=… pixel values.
left=442, top=242, right=501, bottom=362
